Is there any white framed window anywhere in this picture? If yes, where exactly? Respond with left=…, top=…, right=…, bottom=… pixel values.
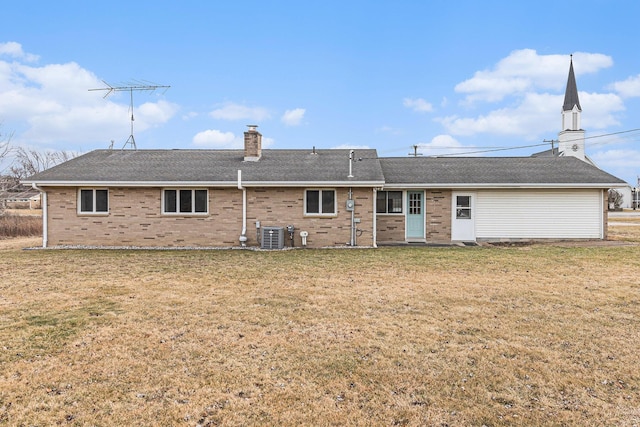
left=305, top=189, right=336, bottom=216
left=162, top=189, right=208, bottom=214
left=455, top=195, right=472, bottom=219
left=78, top=189, right=109, bottom=214
left=376, top=190, right=403, bottom=214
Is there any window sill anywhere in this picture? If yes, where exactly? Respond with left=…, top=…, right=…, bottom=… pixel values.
left=304, top=213, right=338, bottom=218
left=77, top=212, right=109, bottom=216
left=162, top=212, right=210, bottom=217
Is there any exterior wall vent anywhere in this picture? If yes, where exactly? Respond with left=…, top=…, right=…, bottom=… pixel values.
left=261, top=226, right=285, bottom=249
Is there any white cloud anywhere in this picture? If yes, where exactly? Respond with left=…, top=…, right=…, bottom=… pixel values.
left=579, top=92, right=624, bottom=129
left=455, top=49, right=613, bottom=104
left=609, top=74, right=640, bottom=98
left=438, top=92, right=560, bottom=138
left=0, top=41, right=39, bottom=62
left=0, top=51, right=176, bottom=147
left=192, top=129, right=238, bottom=147
left=281, top=108, right=305, bottom=126
left=416, top=135, right=465, bottom=156
left=403, top=97, right=433, bottom=112
left=210, top=102, right=271, bottom=121
left=192, top=130, right=275, bottom=149
left=138, top=100, right=180, bottom=126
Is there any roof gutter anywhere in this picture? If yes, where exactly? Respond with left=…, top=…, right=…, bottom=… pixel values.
left=21, top=180, right=386, bottom=188
left=383, top=182, right=627, bottom=189
left=31, top=183, right=47, bottom=248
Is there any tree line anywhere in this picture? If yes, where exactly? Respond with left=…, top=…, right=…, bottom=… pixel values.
left=1, top=129, right=78, bottom=211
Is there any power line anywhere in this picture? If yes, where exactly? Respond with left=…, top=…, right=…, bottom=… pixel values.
left=420, top=127, right=640, bottom=157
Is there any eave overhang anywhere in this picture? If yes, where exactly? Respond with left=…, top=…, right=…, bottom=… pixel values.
left=21, top=180, right=386, bottom=188
left=382, top=182, right=626, bottom=189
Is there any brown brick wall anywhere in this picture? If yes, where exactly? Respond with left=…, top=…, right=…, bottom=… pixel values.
left=376, top=190, right=453, bottom=244
left=376, top=215, right=405, bottom=243
left=45, top=186, right=374, bottom=248
left=426, top=190, right=452, bottom=243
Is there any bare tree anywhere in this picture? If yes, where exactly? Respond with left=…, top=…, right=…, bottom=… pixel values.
left=9, top=147, right=78, bottom=179
left=0, top=131, right=78, bottom=212
left=608, top=189, right=624, bottom=210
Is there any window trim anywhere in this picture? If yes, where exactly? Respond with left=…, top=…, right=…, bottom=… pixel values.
left=376, top=190, right=404, bottom=215
left=162, top=188, right=209, bottom=215
left=455, top=195, right=472, bottom=220
left=304, top=189, right=337, bottom=216
left=77, top=188, right=109, bottom=215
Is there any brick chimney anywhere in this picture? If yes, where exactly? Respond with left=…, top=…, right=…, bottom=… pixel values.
left=244, top=125, right=262, bottom=161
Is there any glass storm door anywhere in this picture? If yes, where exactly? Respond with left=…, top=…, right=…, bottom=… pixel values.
left=451, top=193, right=476, bottom=241
left=406, top=191, right=425, bottom=240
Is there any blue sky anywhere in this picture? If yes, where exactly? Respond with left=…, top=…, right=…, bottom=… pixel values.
left=1, top=1, right=640, bottom=185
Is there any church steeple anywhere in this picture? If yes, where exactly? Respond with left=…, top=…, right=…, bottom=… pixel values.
left=563, top=56, right=582, bottom=112
left=558, top=55, right=586, bottom=160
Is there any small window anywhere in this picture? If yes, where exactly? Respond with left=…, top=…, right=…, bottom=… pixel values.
left=456, top=196, right=471, bottom=219
left=305, top=189, right=336, bottom=215
left=377, top=191, right=403, bottom=214
left=163, top=189, right=208, bottom=214
left=79, top=189, right=109, bottom=214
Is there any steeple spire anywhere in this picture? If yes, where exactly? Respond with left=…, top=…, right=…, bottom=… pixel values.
left=558, top=54, right=586, bottom=162
left=563, top=55, right=582, bottom=112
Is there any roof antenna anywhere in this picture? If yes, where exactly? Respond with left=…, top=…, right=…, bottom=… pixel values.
left=89, top=80, right=170, bottom=150
left=408, top=145, right=423, bottom=157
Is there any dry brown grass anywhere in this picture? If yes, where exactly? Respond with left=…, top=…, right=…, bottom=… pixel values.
left=0, top=227, right=639, bottom=426
left=0, top=213, right=42, bottom=239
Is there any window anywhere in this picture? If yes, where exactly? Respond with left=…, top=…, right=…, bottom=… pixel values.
left=78, top=189, right=108, bottom=214
left=456, top=195, right=471, bottom=219
left=376, top=191, right=403, bottom=214
left=305, top=189, right=336, bottom=215
left=163, top=189, right=208, bottom=214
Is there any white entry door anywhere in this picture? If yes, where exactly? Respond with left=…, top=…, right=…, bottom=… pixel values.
left=451, top=193, right=475, bottom=241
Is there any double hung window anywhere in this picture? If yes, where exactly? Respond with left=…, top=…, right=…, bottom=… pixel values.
left=163, top=189, right=208, bottom=214
left=305, top=189, right=336, bottom=215
left=79, top=189, right=108, bottom=214
left=376, top=191, right=403, bottom=214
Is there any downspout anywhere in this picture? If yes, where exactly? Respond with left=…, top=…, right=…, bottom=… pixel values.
left=31, top=183, right=48, bottom=248
left=372, top=188, right=378, bottom=248
left=349, top=187, right=355, bottom=246
left=238, top=170, right=247, bottom=246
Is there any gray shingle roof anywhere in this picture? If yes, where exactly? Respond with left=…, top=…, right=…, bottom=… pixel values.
left=23, top=149, right=625, bottom=188
left=380, top=157, right=626, bottom=187
left=24, top=149, right=385, bottom=185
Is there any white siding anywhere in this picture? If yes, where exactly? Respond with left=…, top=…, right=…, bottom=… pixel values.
left=475, top=189, right=603, bottom=239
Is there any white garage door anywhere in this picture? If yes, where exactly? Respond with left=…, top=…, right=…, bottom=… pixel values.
left=475, top=189, right=604, bottom=239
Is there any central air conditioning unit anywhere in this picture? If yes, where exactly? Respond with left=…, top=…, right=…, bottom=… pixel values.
left=261, top=226, right=285, bottom=249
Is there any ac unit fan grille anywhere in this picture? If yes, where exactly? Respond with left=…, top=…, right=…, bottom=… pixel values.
left=261, top=226, right=285, bottom=249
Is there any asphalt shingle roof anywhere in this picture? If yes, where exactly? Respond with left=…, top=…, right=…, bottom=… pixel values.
left=24, top=149, right=626, bottom=188
left=25, top=149, right=385, bottom=184
left=379, top=156, right=626, bottom=186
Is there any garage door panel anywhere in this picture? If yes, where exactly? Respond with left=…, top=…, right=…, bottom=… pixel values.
left=475, top=190, right=602, bottom=239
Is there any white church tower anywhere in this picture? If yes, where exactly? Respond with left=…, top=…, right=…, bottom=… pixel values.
left=557, top=56, right=587, bottom=161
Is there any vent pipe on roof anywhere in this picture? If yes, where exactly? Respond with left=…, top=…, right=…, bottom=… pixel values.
left=348, top=150, right=355, bottom=178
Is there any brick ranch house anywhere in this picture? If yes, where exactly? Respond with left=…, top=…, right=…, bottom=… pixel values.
left=22, top=60, right=627, bottom=248
left=22, top=126, right=625, bottom=249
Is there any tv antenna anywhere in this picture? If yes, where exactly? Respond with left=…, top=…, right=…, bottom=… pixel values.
left=408, top=144, right=423, bottom=157
left=89, top=80, right=170, bottom=149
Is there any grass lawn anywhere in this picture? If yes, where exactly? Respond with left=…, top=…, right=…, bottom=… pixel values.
left=1, top=226, right=639, bottom=426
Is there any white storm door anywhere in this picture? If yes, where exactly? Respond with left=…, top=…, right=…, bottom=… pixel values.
left=452, top=193, right=476, bottom=241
